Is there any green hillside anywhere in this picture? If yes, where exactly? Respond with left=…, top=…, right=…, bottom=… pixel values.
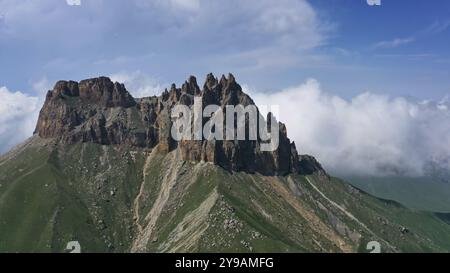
left=2, top=136, right=450, bottom=253
left=346, top=176, right=450, bottom=213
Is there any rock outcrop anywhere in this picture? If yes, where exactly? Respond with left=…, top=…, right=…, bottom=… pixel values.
left=35, top=74, right=325, bottom=176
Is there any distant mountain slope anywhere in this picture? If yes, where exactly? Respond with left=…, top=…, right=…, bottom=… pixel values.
left=346, top=176, right=450, bottom=213
left=2, top=137, right=450, bottom=253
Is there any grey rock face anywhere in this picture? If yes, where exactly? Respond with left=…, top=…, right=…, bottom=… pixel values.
left=35, top=74, right=325, bottom=176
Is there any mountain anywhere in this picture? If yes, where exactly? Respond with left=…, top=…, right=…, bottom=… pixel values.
left=1, top=74, right=450, bottom=253
left=35, top=74, right=323, bottom=176
left=346, top=176, right=450, bottom=213
left=344, top=158, right=450, bottom=213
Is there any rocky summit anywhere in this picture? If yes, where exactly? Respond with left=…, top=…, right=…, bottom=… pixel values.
left=35, top=74, right=324, bottom=176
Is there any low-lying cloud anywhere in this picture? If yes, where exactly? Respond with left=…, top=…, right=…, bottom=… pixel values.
left=249, top=79, right=450, bottom=177
left=0, top=86, right=41, bottom=154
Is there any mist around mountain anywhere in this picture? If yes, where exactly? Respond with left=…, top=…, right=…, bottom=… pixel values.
left=346, top=175, right=450, bottom=213
left=2, top=74, right=450, bottom=253
left=342, top=156, right=450, bottom=213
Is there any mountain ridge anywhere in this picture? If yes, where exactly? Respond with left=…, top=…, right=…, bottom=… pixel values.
left=35, top=74, right=325, bottom=176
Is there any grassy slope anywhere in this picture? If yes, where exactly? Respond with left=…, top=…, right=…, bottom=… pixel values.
left=312, top=177, right=450, bottom=252
left=345, top=176, right=450, bottom=212
left=1, top=137, right=450, bottom=253
left=0, top=137, right=144, bottom=252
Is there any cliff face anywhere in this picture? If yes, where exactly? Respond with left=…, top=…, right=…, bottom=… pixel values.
left=35, top=74, right=325, bottom=176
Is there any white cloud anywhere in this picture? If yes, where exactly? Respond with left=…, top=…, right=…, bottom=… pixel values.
left=32, top=77, right=51, bottom=95
left=166, top=0, right=200, bottom=11
left=0, top=86, right=41, bottom=154
left=250, top=79, right=450, bottom=177
left=66, top=0, right=81, bottom=6
left=425, top=20, right=450, bottom=35
left=110, top=71, right=163, bottom=98
left=0, top=0, right=326, bottom=73
left=372, top=21, right=450, bottom=51
left=175, top=0, right=326, bottom=70
left=373, top=37, right=415, bottom=49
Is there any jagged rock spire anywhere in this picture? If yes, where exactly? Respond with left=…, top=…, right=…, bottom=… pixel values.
left=204, top=73, right=218, bottom=90
left=181, top=75, right=201, bottom=95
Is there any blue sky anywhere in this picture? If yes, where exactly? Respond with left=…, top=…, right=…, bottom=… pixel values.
left=2, top=0, right=450, bottom=176
left=310, top=0, right=450, bottom=99
left=1, top=0, right=449, bottom=99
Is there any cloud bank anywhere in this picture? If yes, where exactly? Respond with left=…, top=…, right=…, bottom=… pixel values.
left=0, top=87, right=41, bottom=154
left=250, top=80, right=450, bottom=177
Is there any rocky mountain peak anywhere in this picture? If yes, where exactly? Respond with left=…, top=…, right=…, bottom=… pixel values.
left=181, top=75, right=201, bottom=96
left=35, top=74, right=325, bottom=176
left=48, top=77, right=136, bottom=108
left=204, top=73, right=219, bottom=91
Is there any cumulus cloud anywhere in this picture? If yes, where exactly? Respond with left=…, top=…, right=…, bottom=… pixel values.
left=250, top=80, right=450, bottom=177
left=0, top=0, right=323, bottom=46
left=0, top=87, right=41, bottom=154
left=0, top=0, right=326, bottom=76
